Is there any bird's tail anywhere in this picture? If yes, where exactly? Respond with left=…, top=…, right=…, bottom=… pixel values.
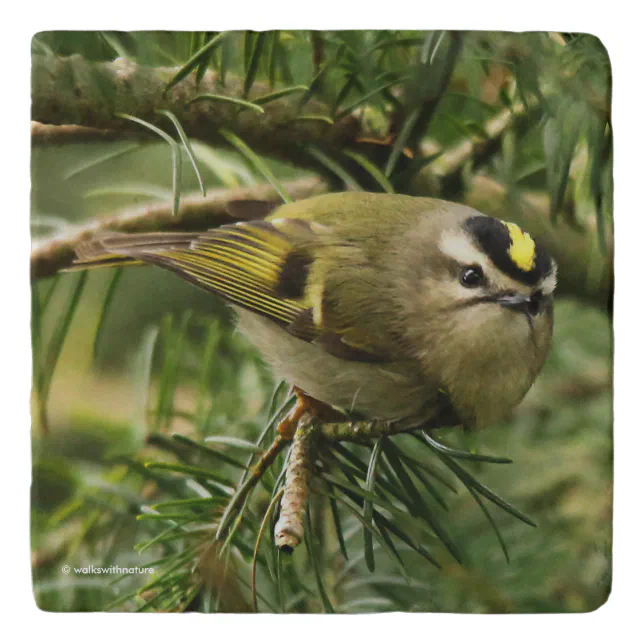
left=68, top=198, right=283, bottom=272
left=68, top=232, right=201, bottom=271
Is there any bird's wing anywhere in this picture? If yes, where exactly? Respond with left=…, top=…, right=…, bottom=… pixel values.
left=73, top=219, right=389, bottom=363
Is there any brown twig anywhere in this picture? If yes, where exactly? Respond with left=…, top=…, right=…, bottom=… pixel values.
left=31, top=122, right=150, bottom=146
left=319, top=419, right=415, bottom=443
left=274, top=414, right=320, bottom=553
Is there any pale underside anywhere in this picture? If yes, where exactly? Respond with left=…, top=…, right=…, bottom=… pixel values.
left=236, top=307, right=435, bottom=425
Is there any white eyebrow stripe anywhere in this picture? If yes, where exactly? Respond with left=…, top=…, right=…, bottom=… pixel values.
left=540, top=267, right=557, bottom=295
left=439, top=230, right=495, bottom=274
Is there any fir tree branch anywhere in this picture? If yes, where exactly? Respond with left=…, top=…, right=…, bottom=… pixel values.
left=30, top=177, right=327, bottom=280
left=31, top=54, right=361, bottom=167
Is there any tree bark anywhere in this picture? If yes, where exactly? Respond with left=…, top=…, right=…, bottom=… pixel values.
left=31, top=54, right=361, bottom=168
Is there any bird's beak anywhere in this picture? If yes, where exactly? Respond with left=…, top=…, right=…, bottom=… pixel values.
left=497, top=292, right=532, bottom=313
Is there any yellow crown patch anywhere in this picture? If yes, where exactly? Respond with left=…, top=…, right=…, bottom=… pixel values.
left=502, top=221, right=536, bottom=272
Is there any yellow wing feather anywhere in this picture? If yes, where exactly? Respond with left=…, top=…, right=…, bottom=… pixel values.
left=73, top=222, right=317, bottom=338
left=72, top=220, right=387, bottom=362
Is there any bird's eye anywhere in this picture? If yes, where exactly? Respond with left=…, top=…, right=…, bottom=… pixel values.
left=460, top=266, right=485, bottom=288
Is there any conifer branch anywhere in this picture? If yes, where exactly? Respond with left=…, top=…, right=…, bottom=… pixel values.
left=30, top=177, right=327, bottom=280
left=31, top=54, right=362, bottom=166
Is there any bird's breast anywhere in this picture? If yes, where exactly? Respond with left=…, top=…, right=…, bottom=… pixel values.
left=235, top=309, right=431, bottom=422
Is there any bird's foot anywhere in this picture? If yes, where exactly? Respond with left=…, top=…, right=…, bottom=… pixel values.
left=276, top=387, right=343, bottom=440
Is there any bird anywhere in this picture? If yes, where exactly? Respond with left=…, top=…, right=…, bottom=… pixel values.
left=72, top=192, right=557, bottom=432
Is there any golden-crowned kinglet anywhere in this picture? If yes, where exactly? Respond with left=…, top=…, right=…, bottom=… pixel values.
left=74, top=192, right=556, bottom=430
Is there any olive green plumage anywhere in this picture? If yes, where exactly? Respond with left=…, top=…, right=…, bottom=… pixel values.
left=73, top=192, right=557, bottom=430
